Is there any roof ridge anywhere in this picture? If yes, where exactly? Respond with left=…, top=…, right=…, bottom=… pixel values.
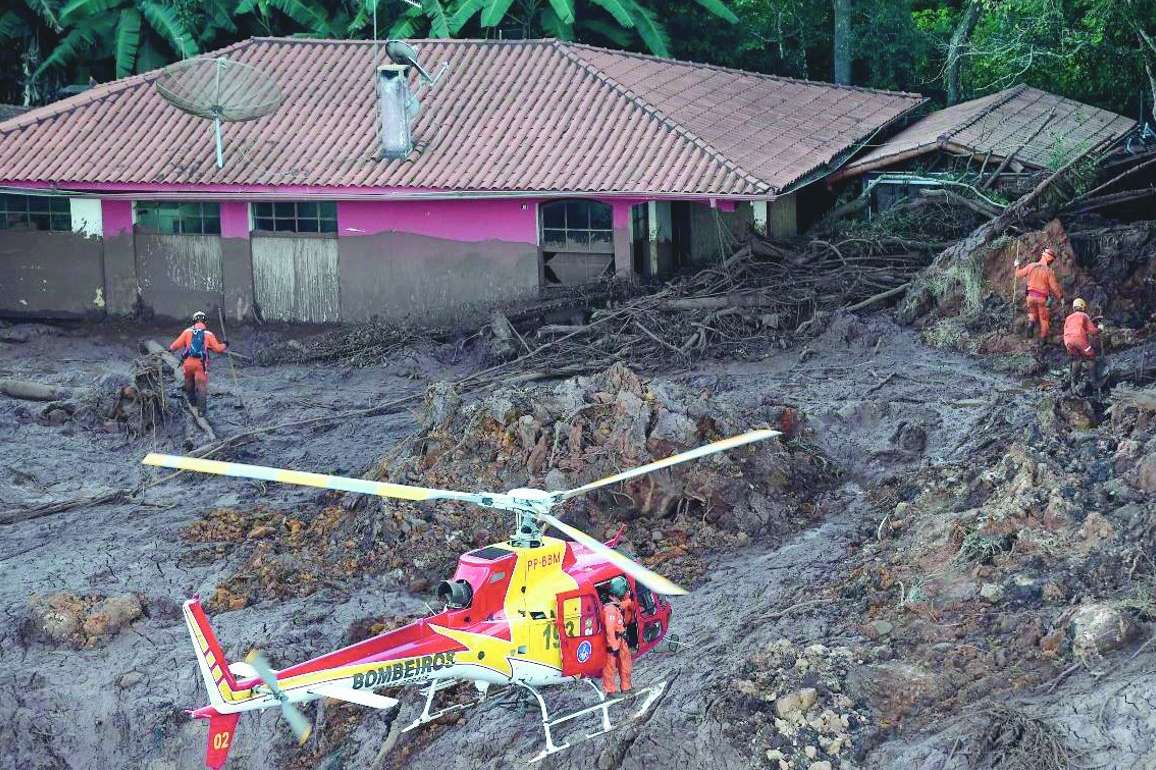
left=559, top=40, right=924, bottom=100
left=938, top=84, right=1027, bottom=143
left=555, top=41, right=772, bottom=194
left=0, top=38, right=258, bottom=135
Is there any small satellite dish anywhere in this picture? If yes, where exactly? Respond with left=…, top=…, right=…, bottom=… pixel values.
left=155, top=57, right=283, bottom=169
left=385, top=40, right=444, bottom=85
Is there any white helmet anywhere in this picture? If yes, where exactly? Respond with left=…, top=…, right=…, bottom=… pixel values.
left=192, top=311, right=207, bottom=322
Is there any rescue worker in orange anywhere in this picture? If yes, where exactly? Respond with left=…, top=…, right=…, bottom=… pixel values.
left=169, top=311, right=228, bottom=414
left=1014, top=247, right=1063, bottom=339
left=1063, top=298, right=1104, bottom=396
left=601, top=576, right=633, bottom=695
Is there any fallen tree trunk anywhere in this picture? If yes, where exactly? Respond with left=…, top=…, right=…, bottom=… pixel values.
left=0, top=379, right=71, bottom=402
left=1106, top=339, right=1156, bottom=387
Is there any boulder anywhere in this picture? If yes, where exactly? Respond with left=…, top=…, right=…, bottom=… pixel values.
left=774, top=687, right=818, bottom=720
left=1136, top=454, right=1156, bottom=493
left=1070, top=604, right=1139, bottom=658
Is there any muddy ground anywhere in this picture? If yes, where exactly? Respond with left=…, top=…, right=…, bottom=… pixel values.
left=1, top=313, right=1153, bottom=770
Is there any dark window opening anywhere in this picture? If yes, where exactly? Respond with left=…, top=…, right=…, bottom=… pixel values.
left=0, top=194, right=71, bottom=232
left=539, top=199, right=613, bottom=253
left=253, top=201, right=337, bottom=234
left=468, top=546, right=513, bottom=561
left=136, top=201, right=221, bottom=235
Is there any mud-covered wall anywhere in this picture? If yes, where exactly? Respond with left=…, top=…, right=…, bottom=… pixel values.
left=338, top=231, right=539, bottom=323
left=135, top=233, right=224, bottom=320
left=337, top=199, right=540, bottom=322
left=0, top=230, right=106, bottom=317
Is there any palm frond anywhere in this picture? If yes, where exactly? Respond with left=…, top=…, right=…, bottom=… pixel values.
left=141, top=0, right=198, bottom=57
left=579, top=17, right=632, bottom=47
left=60, top=0, right=119, bottom=23
left=235, top=0, right=258, bottom=13
left=589, top=0, right=634, bottom=29
left=33, top=22, right=98, bottom=77
left=480, top=0, right=516, bottom=27
left=691, top=0, right=737, bottom=24
left=388, top=5, right=423, bottom=38
left=620, top=0, right=667, bottom=55
left=539, top=7, right=573, bottom=39
left=424, top=0, right=449, bottom=37
left=114, top=7, right=141, bottom=78
left=25, top=0, right=61, bottom=30
left=0, top=11, right=24, bottom=40
left=546, top=0, right=573, bottom=25
left=265, top=0, right=330, bottom=33
left=447, top=0, right=482, bottom=34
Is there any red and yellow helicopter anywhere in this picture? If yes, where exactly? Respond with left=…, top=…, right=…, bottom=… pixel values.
left=142, top=429, right=777, bottom=768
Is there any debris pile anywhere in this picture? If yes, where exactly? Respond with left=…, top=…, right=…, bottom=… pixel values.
left=191, top=364, right=837, bottom=608
left=834, top=377, right=1154, bottom=734
left=22, top=592, right=144, bottom=648
left=727, top=639, right=869, bottom=770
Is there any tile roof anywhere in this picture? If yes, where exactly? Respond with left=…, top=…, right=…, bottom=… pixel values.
left=834, top=85, right=1136, bottom=180
left=0, top=104, right=30, bottom=122
left=0, top=38, right=924, bottom=197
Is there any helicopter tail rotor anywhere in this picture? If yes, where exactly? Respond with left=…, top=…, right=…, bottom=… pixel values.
left=244, top=651, right=313, bottom=745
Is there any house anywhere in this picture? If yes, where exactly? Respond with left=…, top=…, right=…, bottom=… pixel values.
left=829, top=85, right=1136, bottom=207
left=0, top=38, right=924, bottom=323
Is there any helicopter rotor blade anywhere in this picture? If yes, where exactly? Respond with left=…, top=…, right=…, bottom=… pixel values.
left=537, top=513, right=687, bottom=597
left=551, top=429, right=780, bottom=503
left=245, top=651, right=313, bottom=745
left=142, top=453, right=496, bottom=507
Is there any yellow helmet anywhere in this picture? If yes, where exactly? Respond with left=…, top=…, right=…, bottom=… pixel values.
left=1072, top=298, right=1087, bottom=311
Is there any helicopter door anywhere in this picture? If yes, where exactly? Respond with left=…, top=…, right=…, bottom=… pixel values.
left=555, top=590, right=605, bottom=677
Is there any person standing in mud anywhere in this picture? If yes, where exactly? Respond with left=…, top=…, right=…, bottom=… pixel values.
left=169, top=311, right=228, bottom=414
left=602, top=576, right=633, bottom=695
left=1014, top=247, right=1063, bottom=339
left=1063, top=298, right=1104, bottom=397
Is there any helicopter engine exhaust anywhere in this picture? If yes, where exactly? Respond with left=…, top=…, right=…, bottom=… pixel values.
left=437, top=579, right=473, bottom=609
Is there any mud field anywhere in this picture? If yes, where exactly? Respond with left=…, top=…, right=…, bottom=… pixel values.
left=1, top=311, right=1154, bottom=770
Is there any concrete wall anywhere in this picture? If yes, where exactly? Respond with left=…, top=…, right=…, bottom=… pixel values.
left=0, top=230, right=105, bottom=318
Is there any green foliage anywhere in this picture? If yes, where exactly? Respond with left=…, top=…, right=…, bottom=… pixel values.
left=0, top=0, right=1150, bottom=123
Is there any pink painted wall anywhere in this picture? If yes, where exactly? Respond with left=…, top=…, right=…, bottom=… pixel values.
left=100, top=199, right=133, bottom=237
left=338, top=199, right=539, bottom=243
left=219, top=201, right=250, bottom=239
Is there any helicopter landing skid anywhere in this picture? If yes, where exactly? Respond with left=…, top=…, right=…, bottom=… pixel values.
left=402, top=678, right=488, bottom=732
left=524, top=679, right=668, bottom=764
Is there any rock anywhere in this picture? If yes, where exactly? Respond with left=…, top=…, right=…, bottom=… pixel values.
left=765, top=749, right=785, bottom=762
left=118, top=671, right=143, bottom=689
left=846, top=662, right=937, bottom=723
left=486, top=397, right=517, bottom=426
left=1070, top=603, right=1139, bottom=657
left=809, top=762, right=833, bottom=770
left=804, top=745, right=817, bottom=759
left=44, top=407, right=70, bottom=425
left=247, top=525, right=274, bottom=539
left=1136, top=454, right=1156, bottom=493
left=421, top=382, right=460, bottom=432
left=26, top=593, right=83, bottom=643
left=648, top=408, right=697, bottom=448
left=979, top=583, right=1004, bottom=602
left=774, top=687, right=818, bottom=719
left=1057, top=397, right=1096, bottom=430
left=82, top=595, right=144, bottom=641
left=736, top=679, right=760, bottom=697
left=543, top=469, right=568, bottom=492
left=869, top=619, right=893, bottom=638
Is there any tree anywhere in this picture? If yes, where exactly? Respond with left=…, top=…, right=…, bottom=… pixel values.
left=945, top=0, right=982, bottom=104
left=0, top=0, right=63, bottom=104
left=832, top=0, right=851, bottom=84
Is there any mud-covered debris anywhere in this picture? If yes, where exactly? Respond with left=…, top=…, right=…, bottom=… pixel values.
left=1070, top=603, right=1140, bottom=659
left=725, top=639, right=867, bottom=769
left=969, top=704, right=1085, bottom=770
left=24, top=592, right=143, bottom=648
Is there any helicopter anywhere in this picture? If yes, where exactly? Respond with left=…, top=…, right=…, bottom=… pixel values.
left=142, top=428, right=778, bottom=768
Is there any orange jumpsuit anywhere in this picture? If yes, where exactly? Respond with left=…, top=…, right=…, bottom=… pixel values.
left=1063, top=311, right=1099, bottom=360
left=601, top=599, right=632, bottom=694
left=1014, top=258, right=1063, bottom=338
left=169, top=322, right=227, bottom=405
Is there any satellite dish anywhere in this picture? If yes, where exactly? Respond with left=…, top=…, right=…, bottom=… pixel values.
left=385, top=40, right=443, bottom=85
left=155, top=57, right=283, bottom=169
